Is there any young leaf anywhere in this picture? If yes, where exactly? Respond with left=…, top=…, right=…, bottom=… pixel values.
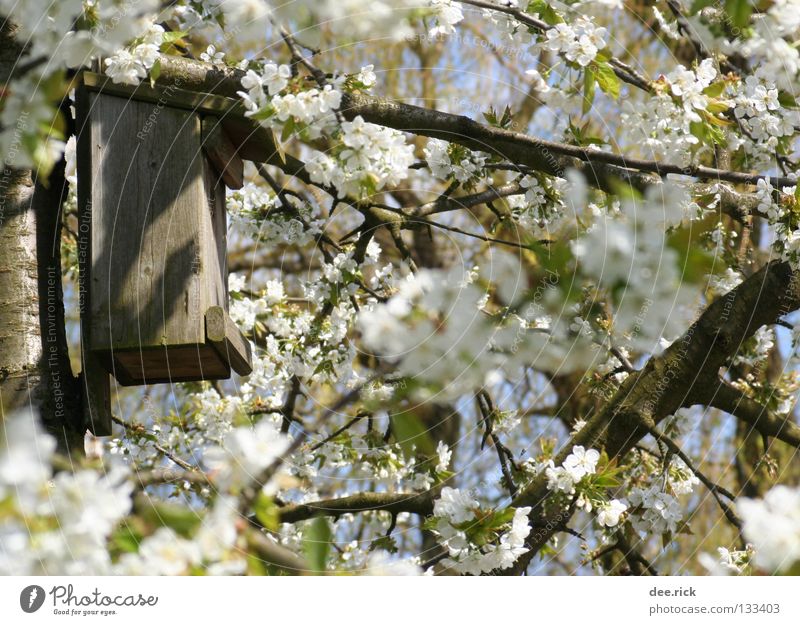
left=160, top=30, right=188, bottom=46
left=303, top=517, right=332, bottom=574
left=390, top=411, right=435, bottom=457
left=594, top=61, right=620, bottom=100
left=702, top=81, right=726, bottom=98
left=778, top=91, right=798, bottom=109
left=725, top=0, right=752, bottom=29
left=690, top=0, right=716, bottom=13
left=148, top=58, right=161, bottom=87
left=254, top=493, right=280, bottom=532
left=526, top=0, right=562, bottom=25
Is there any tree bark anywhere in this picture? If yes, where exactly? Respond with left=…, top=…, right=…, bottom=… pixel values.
left=0, top=21, right=82, bottom=451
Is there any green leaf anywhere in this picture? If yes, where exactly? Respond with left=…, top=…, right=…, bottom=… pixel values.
left=582, top=66, right=596, bottom=115
left=390, top=411, right=435, bottom=457
left=270, top=127, right=286, bottom=164
left=138, top=498, right=202, bottom=537
left=690, top=0, right=716, bottom=14
left=483, top=507, right=516, bottom=530
left=595, top=48, right=612, bottom=62
left=690, top=119, right=726, bottom=146
left=109, top=525, right=142, bottom=555
left=594, top=61, right=620, bottom=100
left=483, top=104, right=514, bottom=129
left=160, top=30, right=188, bottom=45
left=526, top=0, right=562, bottom=25
left=705, top=120, right=727, bottom=143
left=591, top=474, right=622, bottom=488
left=369, top=535, right=398, bottom=553
left=246, top=552, right=268, bottom=576
left=303, top=517, right=332, bottom=574
left=254, top=493, right=280, bottom=531
left=281, top=117, right=295, bottom=142
left=249, top=106, right=276, bottom=122
left=725, top=0, right=752, bottom=29
left=702, top=81, right=726, bottom=98
left=149, top=58, right=161, bottom=87
left=668, top=224, right=717, bottom=283
left=608, top=177, right=644, bottom=202
left=525, top=239, right=573, bottom=276
left=705, top=99, right=730, bottom=115
left=778, top=91, right=798, bottom=109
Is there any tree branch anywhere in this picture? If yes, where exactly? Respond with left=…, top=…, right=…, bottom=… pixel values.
left=142, top=55, right=795, bottom=197
left=504, top=260, right=800, bottom=573
left=277, top=492, right=434, bottom=523
left=695, top=382, right=800, bottom=448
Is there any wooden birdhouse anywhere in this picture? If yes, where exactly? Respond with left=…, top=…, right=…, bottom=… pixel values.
left=75, top=72, right=253, bottom=432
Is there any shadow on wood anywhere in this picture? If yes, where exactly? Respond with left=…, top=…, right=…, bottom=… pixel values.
left=75, top=82, right=252, bottom=433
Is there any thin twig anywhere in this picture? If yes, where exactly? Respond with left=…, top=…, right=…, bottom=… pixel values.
left=644, top=424, right=743, bottom=532
left=111, top=414, right=198, bottom=471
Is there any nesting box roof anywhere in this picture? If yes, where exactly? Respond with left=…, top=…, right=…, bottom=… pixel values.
left=78, top=70, right=275, bottom=165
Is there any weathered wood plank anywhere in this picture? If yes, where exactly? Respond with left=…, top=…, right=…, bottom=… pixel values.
left=202, top=158, right=228, bottom=312
left=77, top=83, right=248, bottom=386
left=75, top=84, right=113, bottom=435
left=79, top=71, right=244, bottom=118
left=206, top=306, right=253, bottom=375
left=202, top=116, right=244, bottom=189
left=88, top=93, right=207, bottom=355
left=112, top=345, right=230, bottom=385
left=77, top=70, right=293, bottom=164
left=79, top=352, right=113, bottom=435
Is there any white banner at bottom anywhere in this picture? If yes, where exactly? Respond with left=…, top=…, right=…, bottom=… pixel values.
left=0, top=575, right=797, bottom=624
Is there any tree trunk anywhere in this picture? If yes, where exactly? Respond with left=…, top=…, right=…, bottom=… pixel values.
left=1, top=21, right=82, bottom=452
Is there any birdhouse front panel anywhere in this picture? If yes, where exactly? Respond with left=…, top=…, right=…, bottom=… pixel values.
left=76, top=84, right=251, bottom=386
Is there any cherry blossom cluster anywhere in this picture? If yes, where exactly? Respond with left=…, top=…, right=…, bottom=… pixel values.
left=424, top=139, right=488, bottom=184
left=238, top=64, right=343, bottom=140
left=431, top=487, right=532, bottom=575
left=507, top=173, right=562, bottom=228
left=625, top=456, right=699, bottom=536
left=0, top=410, right=132, bottom=574
left=0, top=0, right=161, bottom=172
left=619, top=60, right=725, bottom=167
left=700, top=545, right=754, bottom=575
left=227, top=183, right=325, bottom=248
left=543, top=445, right=628, bottom=528
left=305, top=116, right=415, bottom=198
left=542, top=16, right=607, bottom=67
left=103, top=25, right=165, bottom=85
left=428, top=0, right=465, bottom=36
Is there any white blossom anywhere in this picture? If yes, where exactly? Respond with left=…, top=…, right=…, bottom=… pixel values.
left=739, top=485, right=800, bottom=573
left=597, top=499, right=628, bottom=528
